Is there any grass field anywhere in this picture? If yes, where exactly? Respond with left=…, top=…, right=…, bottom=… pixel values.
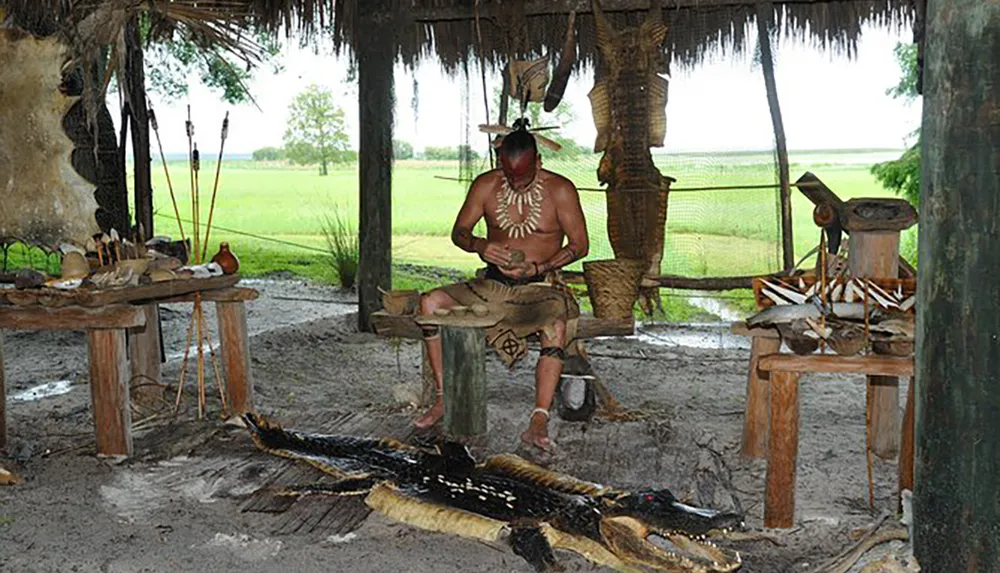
left=2, top=148, right=915, bottom=321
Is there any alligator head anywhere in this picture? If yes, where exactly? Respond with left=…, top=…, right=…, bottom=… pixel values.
left=594, top=489, right=744, bottom=572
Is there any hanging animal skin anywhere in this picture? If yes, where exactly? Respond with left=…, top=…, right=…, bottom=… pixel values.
left=508, top=55, right=551, bottom=104
left=543, top=10, right=577, bottom=112
left=0, top=28, right=100, bottom=250
left=588, top=0, right=672, bottom=314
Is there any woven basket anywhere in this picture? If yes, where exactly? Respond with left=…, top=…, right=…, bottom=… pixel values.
left=583, top=259, right=645, bottom=319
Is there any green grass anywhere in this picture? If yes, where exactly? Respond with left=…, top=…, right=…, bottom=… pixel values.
left=1, top=150, right=908, bottom=321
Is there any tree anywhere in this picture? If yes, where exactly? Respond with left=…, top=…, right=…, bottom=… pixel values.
left=491, top=86, right=588, bottom=159
left=393, top=140, right=414, bottom=160
left=283, top=84, right=351, bottom=175
left=141, top=20, right=283, bottom=105
left=252, top=146, right=285, bottom=161
left=870, top=43, right=921, bottom=207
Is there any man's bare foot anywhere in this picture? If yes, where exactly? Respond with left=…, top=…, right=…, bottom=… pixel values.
left=520, top=408, right=555, bottom=452
left=414, top=400, right=444, bottom=430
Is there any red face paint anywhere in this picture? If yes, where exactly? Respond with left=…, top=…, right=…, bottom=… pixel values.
left=500, top=152, right=538, bottom=190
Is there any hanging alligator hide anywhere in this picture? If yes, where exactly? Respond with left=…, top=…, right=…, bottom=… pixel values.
left=0, top=27, right=101, bottom=250
left=588, top=0, right=672, bottom=314
left=543, top=10, right=577, bottom=112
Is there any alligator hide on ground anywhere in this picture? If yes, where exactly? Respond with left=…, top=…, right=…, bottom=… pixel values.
left=243, top=413, right=744, bottom=573
left=588, top=0, right=673, bottom=314
left=0, top=27, right=102, bottom=250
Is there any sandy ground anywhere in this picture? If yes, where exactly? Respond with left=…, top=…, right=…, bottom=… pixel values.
left=0, top=277, right=917, bottom=573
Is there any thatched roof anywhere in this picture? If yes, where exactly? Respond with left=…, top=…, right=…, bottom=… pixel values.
left=1, top=0, right=917, bottom=74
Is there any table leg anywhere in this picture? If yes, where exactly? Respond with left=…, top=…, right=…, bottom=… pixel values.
left=216, top=301, right=254, bottom=414
left=869, top=375, right=900, bottom=459
left=898, top=376, right=915, bottom=494
left=128, top=304, right=162, bottom=401
left=765, top=370, right=800, bottom=528
left=86, top=328, right=132, bottom=457
left=741, top=336, right=781, bottom=458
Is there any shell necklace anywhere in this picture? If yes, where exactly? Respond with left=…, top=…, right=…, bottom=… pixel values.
left=496, top=174, right=544, bottom=239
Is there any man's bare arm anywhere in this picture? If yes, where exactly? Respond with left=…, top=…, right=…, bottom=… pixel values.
left=451, top=177, right=488, bottom=255
left=536, top=178, right=589, bottom=275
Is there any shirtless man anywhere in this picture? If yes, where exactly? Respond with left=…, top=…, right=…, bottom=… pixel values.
left=414, top=124, right=589, bottom=451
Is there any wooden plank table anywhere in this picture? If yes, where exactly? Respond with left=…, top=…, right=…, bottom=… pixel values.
left=754, top=352, right=915, bottom=529
left=0, top=276, right=259, bottom=458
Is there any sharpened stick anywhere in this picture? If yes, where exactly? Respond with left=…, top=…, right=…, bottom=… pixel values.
left=173, top=308, right=198, bottom=413
left=195, top=294, right=205, bottom=419
left=149, top=105, right=186, bottom=246
left=201, top=112, right=229, bottom=262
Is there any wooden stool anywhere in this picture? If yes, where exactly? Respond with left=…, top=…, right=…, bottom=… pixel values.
left=754, top=353, right=915, bottom=528
left=415, top=312, right=501, bottom=442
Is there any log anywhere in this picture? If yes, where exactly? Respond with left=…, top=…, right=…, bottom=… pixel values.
left=86, top=329, right=132, bottom=457
left=914, top=1, right=1000, bottom=568
left=848, top=230, right=901, bottom=459
left=0, top=304, right=145, bottom=330
left=441, top=326, right=487, bottom=439
left=356, top=0, right=395, bottom=333
left=758, top=354, right=914, bottom=378
left=764, top=370, right=799, bottom=528
left=216, top=301, right=254, bottom=414
left=741, top=335, right=780, bottom=458
left=794, top=172, right=847, bottom=216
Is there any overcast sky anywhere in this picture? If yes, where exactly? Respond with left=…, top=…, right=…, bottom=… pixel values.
left=141, top=21, right=922, bottom=157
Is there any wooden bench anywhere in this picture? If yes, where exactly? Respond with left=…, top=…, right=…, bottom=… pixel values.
left=0, top=277, right=258, bottom=458
left=749, top=351, right=915, bottom=528
left=371, top=311, right=635, bottom=440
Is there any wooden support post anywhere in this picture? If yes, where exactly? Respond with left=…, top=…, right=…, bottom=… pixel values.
left=764, top=370, right=799, bottom=529
left=0, top=334, right=5, bottom=452
left=86, top=329, right=132, bottom=457
left=125, top=14, right=153, bottom=239
left=914, top=1, right=999, bottom=568
left=441, top=326, right=487, bottom=440
left=741, top=335, right=781, bottom=458
left=356, top=0, right=395, bottom=333
left=848, top=231, right=900, bottom=459
left=756, top=2, right=794, bottom=271
left=128, top=304, right=161, bottom=400
left=216, top=301, right=254, bottom=414
left=898, top=377, right=914, bottom=494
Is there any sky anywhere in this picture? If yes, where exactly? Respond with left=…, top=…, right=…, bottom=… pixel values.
left=140, top=21, right=923, bottom=157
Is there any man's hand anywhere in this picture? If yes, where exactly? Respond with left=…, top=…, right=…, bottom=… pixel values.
left=479, top=241, right=512, bottom=268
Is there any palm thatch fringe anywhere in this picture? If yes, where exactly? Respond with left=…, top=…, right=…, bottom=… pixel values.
left=2, top=1, right=916, bottom=76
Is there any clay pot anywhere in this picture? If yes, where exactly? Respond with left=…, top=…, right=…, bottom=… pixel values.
left=211, top=242, right=240, bottom=275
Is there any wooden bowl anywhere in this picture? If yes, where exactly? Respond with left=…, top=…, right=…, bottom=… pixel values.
left=382, top=289, right=420, bottom=315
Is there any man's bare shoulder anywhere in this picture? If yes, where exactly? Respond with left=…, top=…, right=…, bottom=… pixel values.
left=541, top=170, right=580, bottom=201
left=470, top=169, right=502, bottom=196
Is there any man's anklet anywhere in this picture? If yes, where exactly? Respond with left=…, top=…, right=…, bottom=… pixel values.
left=531, top=407, right=549, bottom=420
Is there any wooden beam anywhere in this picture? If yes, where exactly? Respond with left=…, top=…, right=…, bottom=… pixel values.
left=357, top=0, right=395, bottom=333
left=756, top=2, right=794, bottom=271
left=562, top=269, right=792, bottom=290
left=914, top=0, right=1000, bottom=568
left=758, top=354, right=914, bottom=377
left=0, top=335, right=5, bottom=452
left=412, top=0, right=873, bottom=22
left=0, top=304, right=146, bottom=330
left=154, top=286, right=259, bottom=304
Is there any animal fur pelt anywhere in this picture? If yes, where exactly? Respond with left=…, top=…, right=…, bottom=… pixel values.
left=0, top=27, right=100, bottom=249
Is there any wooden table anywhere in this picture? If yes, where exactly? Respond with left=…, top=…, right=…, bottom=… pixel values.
left=750, top=352, right=915, bottom=528
left=0, top=274, right=258, bottom=458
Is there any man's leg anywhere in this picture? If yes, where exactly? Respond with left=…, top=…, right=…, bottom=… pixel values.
left=521, top=319, right=566, bottom=450
left=414, top=289, right=459, bottom=429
